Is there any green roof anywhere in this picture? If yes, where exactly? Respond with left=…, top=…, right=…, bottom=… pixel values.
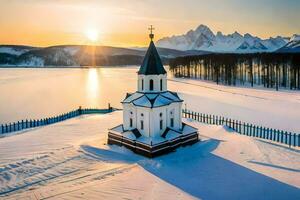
left=138, top=41, right=167, bottom=75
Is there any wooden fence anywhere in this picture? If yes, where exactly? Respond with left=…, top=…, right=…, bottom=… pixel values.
left=182, top=109, right=300, bottom=148
left=0, top=106, right=115, bottom=135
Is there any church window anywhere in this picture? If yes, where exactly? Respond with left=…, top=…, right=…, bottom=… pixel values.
left=149, top=79, right=154, bottom=91
left=170, top=118, right=174, bottom=127
left=159, top=113, right=162, bottom=117
left=160, top=120, right=163, bottom=130
left=142, top=79, right=144, bottom=90
left=160, top=79, right=163, bottom=91
left=141, top=120, right=144, bottom=130
left=141, top=113, right=144, bottom=117
left=130, top=118, right=133, bottom=127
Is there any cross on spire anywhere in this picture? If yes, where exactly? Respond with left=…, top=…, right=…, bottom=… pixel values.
left=148, top=25, right=155, bottom=41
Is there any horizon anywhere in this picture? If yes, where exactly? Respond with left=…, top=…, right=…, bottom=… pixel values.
left=0, top=0, right=300, bottom=47
left=0, top=23, right=297, bottom=49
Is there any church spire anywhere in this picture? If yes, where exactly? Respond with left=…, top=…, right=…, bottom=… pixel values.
left=138, top=26, right=166, bottom=75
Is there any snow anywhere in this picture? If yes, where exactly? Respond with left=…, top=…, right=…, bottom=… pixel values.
left=0, top=47, right=29, bottom=56
left=169, top=78, right=300, bottom=133
left=153, top=95, right=172, bottom=107
left=290, top=34, right=300, bottom=42
left=1, top=71, right=300, bottom=199
left=156, top=24, right=288, bottom=52
left=133, top=95, right=152, bottom=107
left=0, top=111, right=299, bottom=199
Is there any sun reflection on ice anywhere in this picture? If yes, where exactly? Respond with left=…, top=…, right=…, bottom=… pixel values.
left=86, top=68, right=100, bottom=107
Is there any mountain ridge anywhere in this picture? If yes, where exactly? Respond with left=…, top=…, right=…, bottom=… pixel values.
left=0, top=44, right=208, bottom=67
left=156, top=24, right=296, bottom=53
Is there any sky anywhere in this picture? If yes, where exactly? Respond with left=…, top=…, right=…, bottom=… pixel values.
left=0, top=0, right=299, bottom=47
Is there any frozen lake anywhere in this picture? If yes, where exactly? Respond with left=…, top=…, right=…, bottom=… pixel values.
left=0, top=67, right=140, bottom=124
left=1, top=67, right=300, bottom=133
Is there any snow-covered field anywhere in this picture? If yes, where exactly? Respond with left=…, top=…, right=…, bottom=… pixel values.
left=170, top=78, right=300, bottom=133
left=0, top=68, right=300, bottom=199
left=0, top=111, right=299, bottom=199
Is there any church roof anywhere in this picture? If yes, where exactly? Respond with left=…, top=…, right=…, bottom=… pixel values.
left=122, top=91, right=183, bottom=108
left=138, top=41, right=167, bottom=75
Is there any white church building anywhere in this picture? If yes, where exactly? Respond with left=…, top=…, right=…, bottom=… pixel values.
left=108, top=28, right=198, bottom=157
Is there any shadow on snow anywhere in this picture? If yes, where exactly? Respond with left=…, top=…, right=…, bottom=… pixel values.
left=81, top=140, right=300, bottom=200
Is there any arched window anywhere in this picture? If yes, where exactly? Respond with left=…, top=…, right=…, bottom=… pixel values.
left=141, top=120, right=144, bottom=130
left=160, top=79, right=163, bottom=91
left=160, top=119, right=163, bottom=130
left=141, top=79, right=144, bottom=90
left=170, top=118, right=174, bottom=127
left=130, top=118, right=133, bottom=127
left=149, top=79, right=154, bottom=91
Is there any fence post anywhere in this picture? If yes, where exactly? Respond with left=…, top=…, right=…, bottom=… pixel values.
left=78, top=106, right=82, bottom=115
left=254, top=126, right=257, bottom=137
left=249, top=124, right=252, bottom=136
left=259, top=126, right=262, bottom=138
left=270, top=129, right=273, bottom=140
left=269, top=129, right=273, bottom=140
left=289, top=132, right=292, bottom=148
left=252, top=125, right=255, bottom=137
left=293, top=133, right=296, bottom=147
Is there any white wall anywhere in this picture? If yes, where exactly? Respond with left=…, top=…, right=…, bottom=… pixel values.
left=123, top=104, right=137, bottom=131
left=123, top=101, right=182, bottom=138
left=138, top=74, right=167, bottom=93
left=136, top=107, right=151, bottom=137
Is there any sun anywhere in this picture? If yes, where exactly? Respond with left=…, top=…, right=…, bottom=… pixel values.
left=85, top=29, right=99, bottom=42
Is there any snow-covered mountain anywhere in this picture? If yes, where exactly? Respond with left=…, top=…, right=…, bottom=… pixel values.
left=277, top=34, right=300, bottom=53
left=156, top=25, right=291, bottom=53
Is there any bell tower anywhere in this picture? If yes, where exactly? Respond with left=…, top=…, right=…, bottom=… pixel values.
left=137, top=25, right=167, bottom=93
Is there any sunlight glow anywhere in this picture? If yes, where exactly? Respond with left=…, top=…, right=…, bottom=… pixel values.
left=86, top=68, right=100, bottom=106
left=86, top=29, right=99, bottom=42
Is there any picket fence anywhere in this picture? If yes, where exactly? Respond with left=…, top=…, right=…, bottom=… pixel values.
left=0, top=106, right=114, bottom=135
left=182, top=109, right=300, bottom=148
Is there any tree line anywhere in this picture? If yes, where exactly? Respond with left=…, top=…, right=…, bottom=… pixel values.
left=169, top=53, right=300, bottom=90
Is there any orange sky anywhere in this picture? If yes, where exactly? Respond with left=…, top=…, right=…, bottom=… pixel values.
left=0, top=0, right=299, bottom=47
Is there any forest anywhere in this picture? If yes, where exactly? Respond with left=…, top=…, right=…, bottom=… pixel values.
left=169, top=53, right=300, bottom=90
